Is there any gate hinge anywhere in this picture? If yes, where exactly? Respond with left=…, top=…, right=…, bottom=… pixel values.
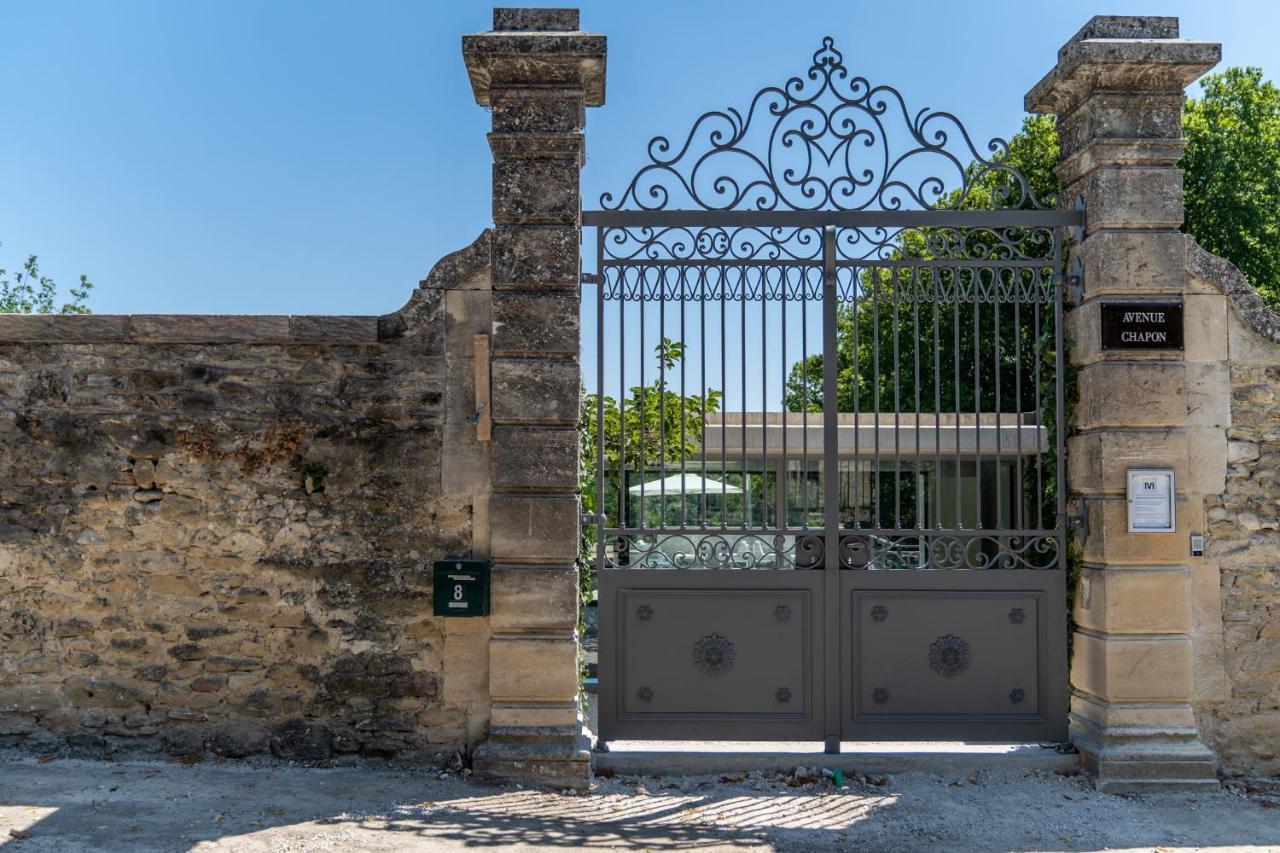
left=580, top=513, right=604, bottom=527
left=1070, top=194, right=1086, bottom=245
left=581, top=272, right=602, bottom=285
left=1064, top=255, right=1084, bottom=305
left=1070, top=500, right=1088, bottom=546
left=1066, top=275, right=1084, bottom=306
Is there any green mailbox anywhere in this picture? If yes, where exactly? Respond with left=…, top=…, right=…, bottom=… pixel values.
left=433, top=558, right=490, bottom=617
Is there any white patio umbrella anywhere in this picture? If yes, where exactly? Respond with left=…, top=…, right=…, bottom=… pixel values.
left=628, top=472, right=742, bottom=495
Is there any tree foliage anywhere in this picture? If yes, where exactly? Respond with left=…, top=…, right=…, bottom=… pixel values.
left=1183, top=67, right=1280, bottom=306
left=0, top=250, right=93, bottom=314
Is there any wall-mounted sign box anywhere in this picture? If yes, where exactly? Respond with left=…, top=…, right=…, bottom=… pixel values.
left=1101, top=302, right=1184, bottom=350
left=433, top=558, right=490, bottom=617
left=1127, top=468, right=1176, bottom=533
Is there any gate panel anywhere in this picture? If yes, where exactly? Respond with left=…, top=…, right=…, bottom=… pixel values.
left=598, top=571, right=825, bottom=741
left=842, top=570, right=1068, bottom=742
left=585, top=35, right=1080, bottom=748
left=619, top=590, right=810, bottom=716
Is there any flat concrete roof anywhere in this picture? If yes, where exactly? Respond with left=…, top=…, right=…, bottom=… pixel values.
left=699, top=413, right=1049, bottom=458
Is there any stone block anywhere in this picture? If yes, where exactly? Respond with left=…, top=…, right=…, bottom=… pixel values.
left=490, top=701, right=581, bottom=728
left=1075, top=166, right=1183, bottom=234
left=490, top=357, right=580, bottom=424
left=127, top=315, right=291, bottom=343
left=493, top=8, right=579, bottom=31
left=489, top=565, right=579, bottom=632
left=491, top=291, right=580, bottom=355
left=491, top=427, right=580, bottom=491
left=493, top=160, right=580, bottom=225
left=442, top=618, right=489, bottom=721
left=491, top=93, right=585, bottom=134
left=472, top=734, right=592, bottom=789
left=489, top=494, right=580, bottom=564
left=1181, top=294, right=1228, bottom=363
left=488, top=636, right=579, bottom=702
left=1072, top=631, right=1193, bottom=702
left=1074, top=361, right=1185, bottom=429
left=1067, top=429, right=1187, bottom=495
left=1070, top=690, right=1198, bottom=731
left=1183, top=362, right=1231, bottom=428
left=1074, top=565, right=1192, bottom=634
left=1076, top=230, right=1187, bottom=299
left=1082, top=497, right=1200, bottom=564
left=491, top=226, right=578, bottom=289
left=288, top=316, right=379, bottom=343
left=1056, top=92, right=1184, bottom=160
left=0, top=314, right=129, bottom=342
left=1226, top=310, right=1280, bottom=364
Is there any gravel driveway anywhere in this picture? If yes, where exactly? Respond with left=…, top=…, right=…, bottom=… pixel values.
left=1, top=755, right=1278, bottom=852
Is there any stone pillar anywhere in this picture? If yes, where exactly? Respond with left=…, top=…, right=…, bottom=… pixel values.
left=1027, top=17, right=1223, bottom=792
left=463, top=7, right=605, bottom=788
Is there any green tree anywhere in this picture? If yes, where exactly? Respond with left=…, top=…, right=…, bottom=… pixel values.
left=580, top=339, right=722, bottom=591
left=0, top=249, right=93, bottom=314
left=1183, top=67, right=1280, bottom=306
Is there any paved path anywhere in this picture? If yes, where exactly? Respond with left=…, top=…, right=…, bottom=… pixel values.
left=1, top=755, right=1278, bottom=851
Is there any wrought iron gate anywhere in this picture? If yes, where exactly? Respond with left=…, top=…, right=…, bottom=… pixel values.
left=586, top=38, right=1078, bottom=749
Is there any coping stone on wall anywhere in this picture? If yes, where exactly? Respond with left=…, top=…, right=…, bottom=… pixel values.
left=1186, top=236, right=1280, bottom=345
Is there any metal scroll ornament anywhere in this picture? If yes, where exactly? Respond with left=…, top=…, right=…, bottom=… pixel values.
left=928, top=634, right=971, bottom=678
left=600, top=37, right=1051, bottom=213
left=692, top=633, right=736, bottom=676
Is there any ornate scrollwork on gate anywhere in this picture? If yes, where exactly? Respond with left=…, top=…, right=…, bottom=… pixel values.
left=603, top=532, right=821, bottom=570
left=600, top=37, right=1052, bottom=213
left=849, top=533, right=1060, bottom=571
left=928, top=634, right=971, bottom=677
left=692, top=633, right=736, bottom=675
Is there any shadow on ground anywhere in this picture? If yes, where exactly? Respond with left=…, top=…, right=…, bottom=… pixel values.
left=2, top=756, right=1279, bottom=852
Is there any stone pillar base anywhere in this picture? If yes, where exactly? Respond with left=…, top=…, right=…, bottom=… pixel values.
left=472, top=721, right=593, bottom=789
left=1071, top=716, right=1218, bottom=794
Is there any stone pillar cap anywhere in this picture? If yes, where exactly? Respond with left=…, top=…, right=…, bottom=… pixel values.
left=462, top=7, right=606, bottom=107
left=1025, top=15, right=1220, bottom=115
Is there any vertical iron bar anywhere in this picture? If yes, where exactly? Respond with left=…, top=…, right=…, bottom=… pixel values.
left=1054, top=231, right=1066, bottom=559
left=893, top=268, right=901, bottom=528
left=872, top=265, right=881, bottom=528
left=701, top=268, right=708, bottom=529
left=595, top=230, right=606, bottom=575
left=1014, top=283, right=1024, bottom=531
left=852, top=263, right=861, bottom=527
left=680, top=267, right=687, bottom=528
left=618, top=261, right=628, bottom=538
left=994, top=270, right=1002, bottom=532
left=639, top=266, right=647, bottom=529
left=741, top=268, right=748, bottom=528
left=1034, top=278, right=1044, bottom=530
left=781, top=265, right=789, bottom=532
left=761, top=267, right=769, bottom=529
left=721, top=266, right=728, bottom=527
left=933, top=269, right=942, bottom=545
left=802, top=263, right=810, bottom=527
left=659, top=270, right=667, bottom=516
left=912, top=267, right=921, bottom=530
left=821, top=224, right=840, bottom=755
left=953, top=269, right=962, bottom=529
left=973, top=269, right=982, bottom=530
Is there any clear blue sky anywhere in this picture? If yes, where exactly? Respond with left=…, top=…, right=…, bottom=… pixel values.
left=1, top=0, right=1276, bottom=316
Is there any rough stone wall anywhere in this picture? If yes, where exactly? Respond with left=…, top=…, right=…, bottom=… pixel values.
left=0, top=234, right=494, bottom=762
left=1191, top=239, right=1280, bottom=777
